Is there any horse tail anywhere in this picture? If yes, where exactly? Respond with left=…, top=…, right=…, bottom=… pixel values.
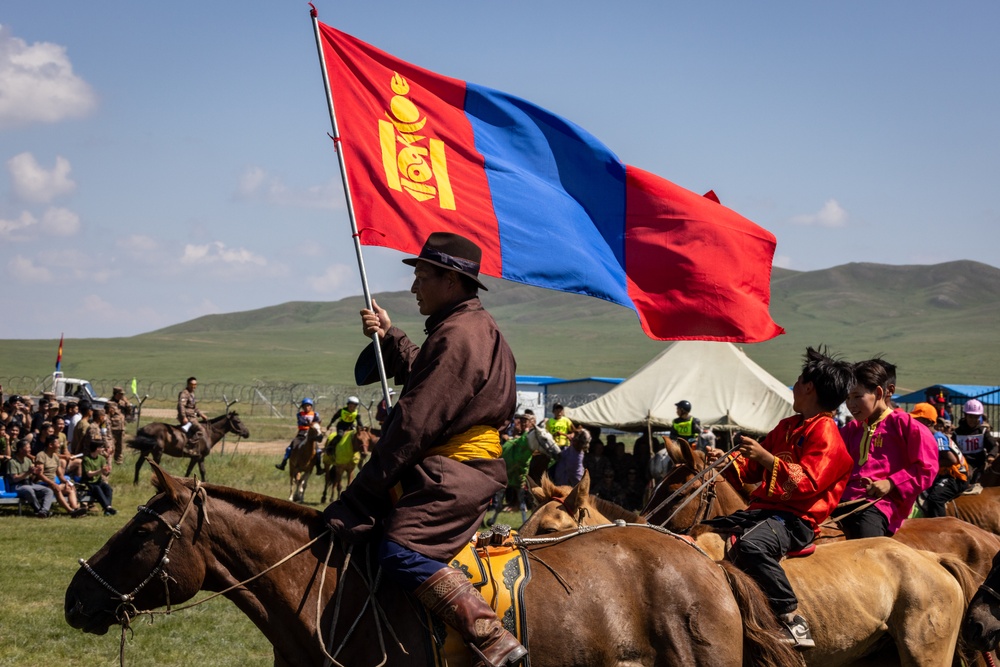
left=128, top=432, right=158, bottom=454
left=718, top=561, right=805, bottom=667
left=919, top=550, right=980, bottom=667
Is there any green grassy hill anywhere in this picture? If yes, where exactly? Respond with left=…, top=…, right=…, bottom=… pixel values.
left=1, top=260, right=997, bottom=391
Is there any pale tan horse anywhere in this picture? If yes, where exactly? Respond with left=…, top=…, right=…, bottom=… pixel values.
left=287, top=422, right=324, bottom=503
left=529, top=458, right=976, bottom=667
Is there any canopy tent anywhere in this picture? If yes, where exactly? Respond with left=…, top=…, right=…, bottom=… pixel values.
left=564, top=341, right=794, bottom=434
left=894, top=384, right=1000, bottom=406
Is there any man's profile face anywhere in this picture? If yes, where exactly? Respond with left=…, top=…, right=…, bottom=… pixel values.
left=188, top=380, right=198, bottom=392
left=410, top=262, right=454, bottom=316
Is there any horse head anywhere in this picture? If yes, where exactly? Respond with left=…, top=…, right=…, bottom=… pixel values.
left=526, top=427, right=560, bottom=459
left=519, top=471, right=607, bottom=536
left=963, top=549, right=1000, bottom=651
left=66, top=461, right=210, bottom=635
left=225, top=411, right=251, bottom=439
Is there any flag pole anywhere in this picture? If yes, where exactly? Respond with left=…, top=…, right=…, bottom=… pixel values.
left=310, top=5, right=393, bottom=409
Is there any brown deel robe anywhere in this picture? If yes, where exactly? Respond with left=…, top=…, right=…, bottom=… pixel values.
left=325, top=296, right=516, bottom=561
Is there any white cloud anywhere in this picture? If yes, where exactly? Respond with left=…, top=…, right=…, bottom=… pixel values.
left=181, top=241, right=267, bottom=266
left=0, top=25, right=98, bottom=129
left=7, top=254, right=53, bottom=283
left=0, top=210, right=37, bottom=239
left=308, top=264, right=353, bottom=294
left=40, top=206, right=80, bottom=235
left=235, top=166, right=342, bottom=209
left=7, top=152, right=76, bottom=202
left=790, top=199, right=847, bottom=227
left=772, top=255, right=792, bottom=269
left=117, top=234, right=159, bottom=253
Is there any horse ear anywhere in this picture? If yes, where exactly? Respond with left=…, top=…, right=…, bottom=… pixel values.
left=680, top=439, right=700, bottom=471
left=149, top=459, right=184, bottom=502
left=664, top=437, right=685, bottom=465
left=565, top=470, right=591, bottom=509
left=530, top=472, right=555, bottom=503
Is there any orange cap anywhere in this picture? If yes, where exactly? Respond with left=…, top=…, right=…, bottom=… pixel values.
left=909, top=402, right=938, bottom=422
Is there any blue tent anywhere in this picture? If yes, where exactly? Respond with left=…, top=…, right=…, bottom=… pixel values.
left=895, top=384, right=1000, bottom=406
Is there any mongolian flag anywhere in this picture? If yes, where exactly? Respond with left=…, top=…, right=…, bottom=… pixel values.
left=314, top=21, right=784, bottom=342
left=55, top=333, right=63, bottom=372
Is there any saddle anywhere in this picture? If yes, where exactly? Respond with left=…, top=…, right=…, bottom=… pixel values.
left=424, top=525, right=531, bottom=667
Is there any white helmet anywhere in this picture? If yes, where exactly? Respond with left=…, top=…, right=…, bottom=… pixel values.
left=347, top=396, right=360, bottom=405
left=964, top=399, right=984, bottom=416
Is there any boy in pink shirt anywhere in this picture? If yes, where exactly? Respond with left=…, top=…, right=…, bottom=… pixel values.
left=837, top=358, right=938, bottom=537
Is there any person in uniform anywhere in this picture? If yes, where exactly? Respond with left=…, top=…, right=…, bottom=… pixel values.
left=107, top=387, right=130, bottom=464
left=322, top=232, right=526, bottom=667
left=177, top=377, right=207, bottom=457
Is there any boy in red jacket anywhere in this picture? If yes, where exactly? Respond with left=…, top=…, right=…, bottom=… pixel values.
left=705, top=346, right=854, bottom=649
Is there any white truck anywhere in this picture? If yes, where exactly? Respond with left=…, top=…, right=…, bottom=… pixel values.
left=47, top=371, right=109, bottom=410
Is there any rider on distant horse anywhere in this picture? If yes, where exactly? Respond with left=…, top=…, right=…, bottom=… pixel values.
left=275, top=398, right=321, bottom=471
left=328, top=396, right=364, bottom=440
left=177, top=377, right=207, bottom=457
left=322, top=232, right=527, bottom=667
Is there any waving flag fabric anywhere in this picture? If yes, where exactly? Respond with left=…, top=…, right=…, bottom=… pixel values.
left=315, top=21, right=784, bottom=342
left=55, top=333, right=63, bottom=372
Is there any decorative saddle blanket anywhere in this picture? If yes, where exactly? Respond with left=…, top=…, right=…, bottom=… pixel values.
left=424, top=525, right=531, bottom=667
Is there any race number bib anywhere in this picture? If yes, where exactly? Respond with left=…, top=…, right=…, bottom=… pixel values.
left=957, top=433, right=982, bottom=455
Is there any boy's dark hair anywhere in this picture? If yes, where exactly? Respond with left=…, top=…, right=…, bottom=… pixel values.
left=852, top=357, right=895, bottom=393
left=800, top=346, right=854, bottom=411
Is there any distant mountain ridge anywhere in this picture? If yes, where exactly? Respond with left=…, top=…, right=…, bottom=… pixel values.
left=144, top=259, right=999, bottom=389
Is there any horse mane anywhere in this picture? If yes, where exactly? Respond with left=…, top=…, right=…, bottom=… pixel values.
left=176, top=478, right=322, bottom=525
left=589, top=495, right=643, bottom=524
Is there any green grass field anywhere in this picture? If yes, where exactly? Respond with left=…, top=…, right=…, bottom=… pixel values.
left=0, top=437, right=525, bottom=667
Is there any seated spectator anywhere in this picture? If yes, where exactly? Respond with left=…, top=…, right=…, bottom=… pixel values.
left=592, top=469, right=623, bottom=505
left=584, top=437, right=614, bottom=484
left=620, top=467, right=645, bottom=511
left=7, top=439, right=54, bottom=517
left=81, top=439, right=116, bottom=515
left=35, top=434, right=86, bottom=517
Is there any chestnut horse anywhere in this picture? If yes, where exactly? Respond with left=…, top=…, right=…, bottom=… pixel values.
left=129, top=411, right=250, bottom=484
left=319, top=427, right=378, bottom=503
left=287, top=422, right=324, bottom=503
left=948, top=487, right=1000, bottom=536
left=65, top=462, right=800, bottom=667
left=535, top=452, right=975, bottom=666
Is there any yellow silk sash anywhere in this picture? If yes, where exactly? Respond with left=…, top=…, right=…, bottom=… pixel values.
left=425, top=425, right=501, bottom=462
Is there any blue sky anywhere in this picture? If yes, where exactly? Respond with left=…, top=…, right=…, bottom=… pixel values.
left=1, top=2, right=997, bottom=339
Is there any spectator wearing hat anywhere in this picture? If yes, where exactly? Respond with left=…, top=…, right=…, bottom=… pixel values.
left=910, top=403, right=968, bottom=517
left=107, top=387, right=131, bottom=464
left=669, top=400, right=701, bottom=445
left=546, top=403, right=573, bottom=448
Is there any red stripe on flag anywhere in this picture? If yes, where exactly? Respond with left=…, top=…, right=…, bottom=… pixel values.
left=624, top=166, right=784, bottom=342
left=317, top=24, right=502, bottom=276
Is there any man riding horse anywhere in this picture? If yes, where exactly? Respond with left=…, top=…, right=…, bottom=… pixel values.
left=322, top=232, right=526, bottom=667
left=177, top=376, right=207, bottom=457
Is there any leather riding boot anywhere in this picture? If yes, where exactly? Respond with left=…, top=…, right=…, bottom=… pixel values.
left=415, top=567, right=527, bottom=667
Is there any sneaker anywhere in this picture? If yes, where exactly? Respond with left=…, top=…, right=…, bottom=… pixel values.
left=70, top=507, right=88, bottom=518
left=779, top=613, right=816, bottom=649
left=104, top=507, right=118, bottom=516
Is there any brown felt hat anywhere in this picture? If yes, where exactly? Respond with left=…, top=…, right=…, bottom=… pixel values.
left=402, top=232, right=488, bottom=290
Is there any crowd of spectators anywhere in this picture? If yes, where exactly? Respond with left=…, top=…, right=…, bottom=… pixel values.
left=0, top=385, right=127, bottom=518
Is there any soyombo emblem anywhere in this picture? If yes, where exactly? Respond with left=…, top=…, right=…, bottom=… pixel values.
left=378, top=73, right=455, bottom=210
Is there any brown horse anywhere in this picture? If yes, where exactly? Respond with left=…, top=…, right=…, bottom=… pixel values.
left=520, top=470, right=644, bottom=536
left=963, top=550, right=1000, bottom=652
left=129, top=411, right=250, bottom=484
left=288, top=422, right=324, bottom=503
left=319, top=427, right=377, bottom=504
left=65, top=462, right=801, bottom=667
left=536, top=455, right=976, bottom=666
left=948, top=487, right=1000, bottom=536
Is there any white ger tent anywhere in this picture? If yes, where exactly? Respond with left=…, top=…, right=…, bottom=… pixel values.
left=564, top=341, right=794, bottom=434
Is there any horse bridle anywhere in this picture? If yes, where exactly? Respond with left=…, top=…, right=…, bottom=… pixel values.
left=77, top=481, right=209, bottom=622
